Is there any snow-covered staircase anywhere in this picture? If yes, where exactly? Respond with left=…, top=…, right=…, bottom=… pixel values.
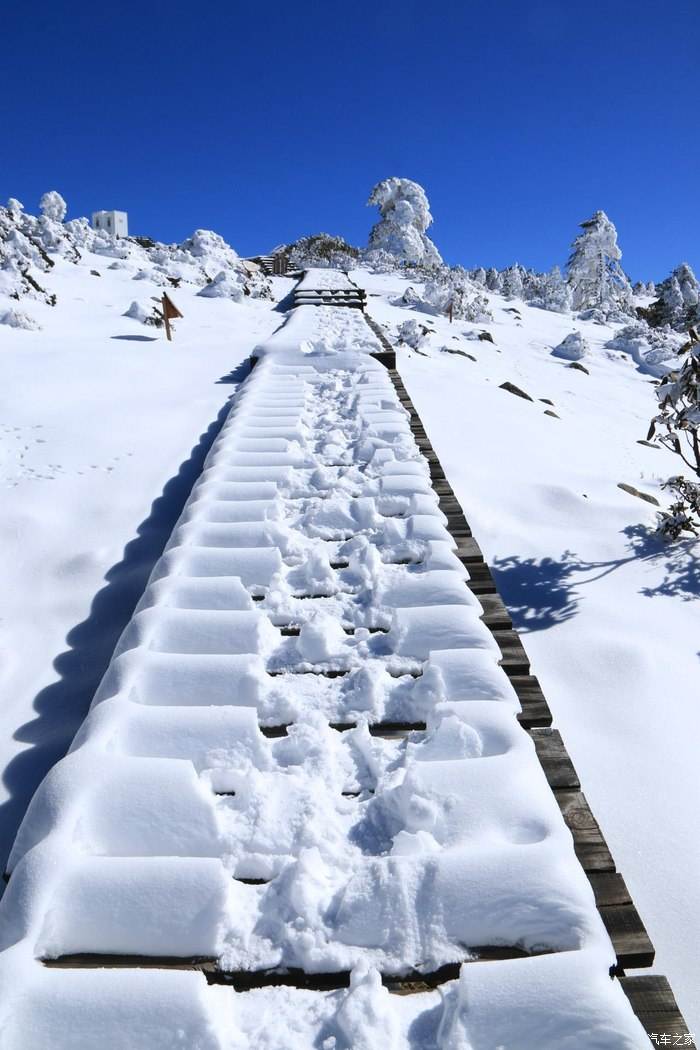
left=0, top=275, right=691, bottom=1048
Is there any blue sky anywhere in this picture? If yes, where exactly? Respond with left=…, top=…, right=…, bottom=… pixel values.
left=4, top=0, right=698, bottom=281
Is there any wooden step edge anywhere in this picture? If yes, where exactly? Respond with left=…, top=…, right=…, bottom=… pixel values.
left=42, top=945, right=561, bottom=991
left=554, top=790, right=616, bottom=873
left=619, top=975, right=693, bottom=1044
left=511, top=674, right=552, bottom=726
left=529, top=728, right=581, bottom=790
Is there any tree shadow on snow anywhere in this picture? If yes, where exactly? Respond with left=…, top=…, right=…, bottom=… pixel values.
left=0, top=377, right=249, bottom=875
left=492, top=526, right=699, bottom=634
left=111, top=334, right=159, bottom=342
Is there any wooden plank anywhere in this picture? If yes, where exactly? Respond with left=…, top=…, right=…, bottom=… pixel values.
left=454, top=537, right=483, bottom=562
left=554, top=789, right=617, bottom=873
left=464, top=561, right=498, bottom=594
left=494, top=629, right=531, bottom=675
left=530, top=728, right=580, bottom=790
left=554, top=790, right=615, bottom=872
left=601, top=902, right=655, bottom=969
left=512, top=675, right=552, bottom=728
left=620, top=975, right=693, bottom=1043
left=479, top=593, right=512, bottom=630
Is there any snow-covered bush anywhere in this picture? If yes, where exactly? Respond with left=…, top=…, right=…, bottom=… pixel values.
left=396, top=318, right=433, bottom=350
left=288, top=233, right=359, bottom=271
left=123, top=299, right=162, bottom=326
left=366, top=178, right=442, bottom=268
left=552, top=331, right=588, bottom=361
left=0, top=307, right=41, bottom=330
left=197, top=270, right=246, bottom=301
left=566, top=210, right=634, bottom=318
left=646, top=263, right=700, bottom=332
left=647, top=330, right=700, bottom=536
left=606, top=321, right=682, bottom=377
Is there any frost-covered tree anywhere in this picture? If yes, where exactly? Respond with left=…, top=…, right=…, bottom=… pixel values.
left=566, top=210, right=634, bottom=317
left=485, top=267, right=501, bottom=292
left=501, top=264, right=524, bottom=300
left=39, top=190, right=67, bottom=223
left=366, top=178, right=442, bottom=268
left=539, top=266, right=572, bottom=313
left=647, top=263, right=700, bottom=331
left=647, top=329, right=700, bottom=537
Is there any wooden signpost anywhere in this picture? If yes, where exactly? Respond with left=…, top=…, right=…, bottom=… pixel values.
left=160, top=293, right=183, bottom=341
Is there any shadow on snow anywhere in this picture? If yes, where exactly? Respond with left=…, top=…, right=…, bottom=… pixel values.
left=492, top=525, right=699, bottom=635
left=0, top=362, right=252, bottom=873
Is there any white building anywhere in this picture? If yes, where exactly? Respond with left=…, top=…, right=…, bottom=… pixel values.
left=91, top=210, right=128, bottom=238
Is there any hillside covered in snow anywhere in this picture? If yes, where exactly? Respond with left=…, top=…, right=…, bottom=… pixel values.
left=0, top=184, right=699, bottom=1036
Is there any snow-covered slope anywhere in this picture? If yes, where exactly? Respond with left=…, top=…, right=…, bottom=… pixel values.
left=0, top=248, right=293, bottom=873
left=356, top=267, right=700, bottom=1031
left=0, top=245, right=697, bottom=1036
left=0, top=288, right=651, bottom=1048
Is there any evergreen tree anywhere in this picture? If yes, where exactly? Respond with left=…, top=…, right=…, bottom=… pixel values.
left=566, top=210, right=633, bottom=316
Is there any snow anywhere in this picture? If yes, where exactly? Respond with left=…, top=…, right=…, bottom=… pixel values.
left=0, top=257, right=692, bottom=1042
left=356, top=266, right=700, bottom=1030
left=0, top=248, right=292, bottom=874
left=552, top=330, right=588, bottom=361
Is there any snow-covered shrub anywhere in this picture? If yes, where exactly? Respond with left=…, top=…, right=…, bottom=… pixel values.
left=366, top=178, right=442, bottom=267
left=566, top=210, right=634, bottom=318
left=606, top=321, right=682, bottom=377
left=197, top=270, right=246, bottom=301
left=656, top=477, right=700, bottom=539
left=420, top=267, right=494, bottom=322
left=397, top=318, right=433, bottom=350
left=646, top=263, right=700, bottom=332
left=462, top=293, right=493, bottom=323
left=0, top=307, right=41, bottom=330
left=288, top=233, right=359, bottom=271
left=123, top=299, right=162, bottom=326
left=647, top=330, right=700, bottom=536
left=552, top=331, right=588, bottom=361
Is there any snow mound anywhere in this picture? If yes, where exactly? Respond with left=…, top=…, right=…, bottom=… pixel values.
left=123, top=300, right=160, bottom=325
left=552, top=331, right=589, bottom=361
left=0, top=307, right=41, bottom=330
left=197, top=271, right=246, bottom=301
left=606, top=322, right=682, bottom=377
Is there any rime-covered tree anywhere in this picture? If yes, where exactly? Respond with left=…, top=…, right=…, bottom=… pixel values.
left=647, top=263, right=700, bottom=331
left=647, top=329, right=700, bottom=537
left=485, top=267, right=501, bottom=292
left=39, top=190, right=67, bottom=223
left=366, top=178, right=442, bottom=268
left=501, top=264, right=524, bottom=300
left=566, top=210, right=633, bottom=317
left=540, top=266, right=573, bottom=313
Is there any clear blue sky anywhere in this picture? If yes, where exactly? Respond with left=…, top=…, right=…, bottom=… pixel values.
left=4, top=0, right=699, bottom=281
